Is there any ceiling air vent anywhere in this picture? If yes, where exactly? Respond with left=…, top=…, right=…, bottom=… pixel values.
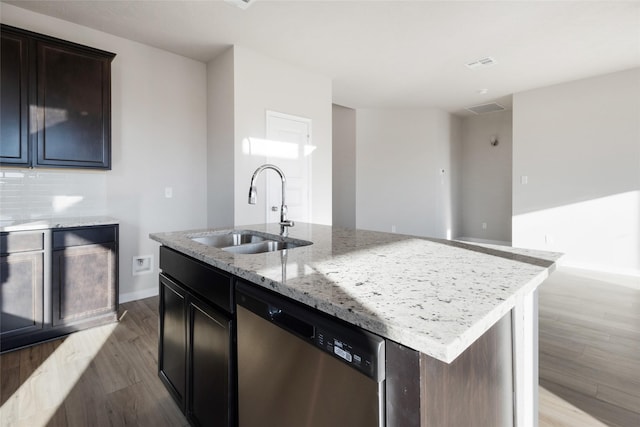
left=225, top=0, right=255, bottom=10
left=465, top=102, right=506, bottom=115
left=465, top=57, right=497, bottom=69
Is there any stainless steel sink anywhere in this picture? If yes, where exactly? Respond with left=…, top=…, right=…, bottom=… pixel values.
left=222, top=240, right=305, bottom=254
left=190, top=230, right=312, bottom=254
left=191, top=232, right=266, bottom=248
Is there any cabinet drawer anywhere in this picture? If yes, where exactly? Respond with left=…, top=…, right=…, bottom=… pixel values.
left=0, top=231, right=45, bottom=255
left=160, top=246, right=233, bottom=314
left=53, top=225, right=117, bottom=249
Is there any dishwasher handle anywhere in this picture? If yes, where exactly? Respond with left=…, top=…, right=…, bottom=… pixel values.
left=268, top=305, right=315, bottom=340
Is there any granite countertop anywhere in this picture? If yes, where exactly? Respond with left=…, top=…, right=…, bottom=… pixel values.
left=150, top=222, right=561, bottom=363
left=0, top=216, right=119, bottom=232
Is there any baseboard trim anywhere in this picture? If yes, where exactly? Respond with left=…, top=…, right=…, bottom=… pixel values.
left=556, top=263, right=640, bottom=290
left=119, top=287, right=159, bottom=304
left=456, top=236, right=512, bottom=247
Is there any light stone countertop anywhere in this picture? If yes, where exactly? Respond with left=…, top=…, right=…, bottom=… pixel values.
left=0, top=216, right=119, bottom=232
left=150, top=222, right=561, bottom=363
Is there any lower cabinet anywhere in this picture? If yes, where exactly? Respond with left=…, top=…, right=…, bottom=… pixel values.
left=159, top=274, right=187, bottom=409
left=159, top=247, right=235, bottom=427
left=52, top=226, right=118, bottom=327
left=0, top=230, right=47, bottom=341
left=188, top=292, right=232, bottom=427
left=0, top=224, right=118, bottom=352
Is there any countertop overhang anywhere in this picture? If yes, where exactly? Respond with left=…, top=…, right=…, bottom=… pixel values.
left=150, top=223, right=561, bottom=363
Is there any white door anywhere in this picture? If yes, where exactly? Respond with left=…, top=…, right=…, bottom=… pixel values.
left=265, top=111, right=312, bottom=224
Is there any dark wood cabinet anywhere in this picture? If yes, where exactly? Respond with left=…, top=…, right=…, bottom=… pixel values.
left=188, top=293, right=232, bottom=427
left=0, top=29, right=30, bottom=166
left=0, top=24, right=115, bottom=169
left=0, top=224, right=118, bottom=353
left=52, top=226, right=118, bottom=326
left=35, top=40, right=113, bottom=168
left=159, top=247, right=235, bottom=427
left=0, top=231, right=46, bottom=341
left=159, top=274, right=187, bottom=411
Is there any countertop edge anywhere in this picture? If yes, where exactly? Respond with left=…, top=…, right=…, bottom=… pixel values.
left=0, top=216, right=119, bottom=232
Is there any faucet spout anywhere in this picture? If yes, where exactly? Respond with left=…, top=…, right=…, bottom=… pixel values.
left=248, top=164, right=295, bottom=236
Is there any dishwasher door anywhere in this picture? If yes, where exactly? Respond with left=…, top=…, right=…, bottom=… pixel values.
left=236, top=282, right=386, bottom=427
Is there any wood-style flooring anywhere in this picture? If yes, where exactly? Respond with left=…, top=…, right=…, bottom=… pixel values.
left=539, top=267, right=640, bottom=427
left=0, top=298, right=187, bottom=427
left=1, top=267, right=638, bottom=426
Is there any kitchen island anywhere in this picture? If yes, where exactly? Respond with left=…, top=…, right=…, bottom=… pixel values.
left=150, top=222, right=560, bottom=427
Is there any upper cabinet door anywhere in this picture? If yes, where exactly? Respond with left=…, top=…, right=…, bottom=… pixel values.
left=0, top=29, right=30, bottom=166
left=35, top=41, right=113, bottom=169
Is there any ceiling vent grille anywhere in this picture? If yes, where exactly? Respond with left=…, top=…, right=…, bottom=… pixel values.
left=225, top=0, right=255, bottom=10
left=465, top=57, right=497, bottom=69
left=465, top=102, right=506, bottom=115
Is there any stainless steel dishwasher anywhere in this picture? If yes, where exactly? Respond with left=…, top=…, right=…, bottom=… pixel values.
left=236, top=281, right=386, bottom=427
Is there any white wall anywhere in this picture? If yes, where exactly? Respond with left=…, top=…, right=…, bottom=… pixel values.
left=332, top=104, right=357, bottom=229
left=207, top=48, right=235, bottom=228
left=513, top=68, right=640, bottom=277
left=355, top=108, right=461, bottom=238
left=1, top=4, right=208, bottom=301
left=460, top=110, right=513, bottom=244
left=232, top=46, right=333, bottom=226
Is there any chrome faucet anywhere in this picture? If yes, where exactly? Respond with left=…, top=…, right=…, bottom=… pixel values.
left=248, top=164, right=295, bottom=236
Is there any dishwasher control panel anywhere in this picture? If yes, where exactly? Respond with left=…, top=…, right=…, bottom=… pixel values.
left=315, top=328, right=381, bottom=380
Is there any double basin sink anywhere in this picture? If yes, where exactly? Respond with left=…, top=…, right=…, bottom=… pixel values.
left=190, top=230, right=312, bottom=254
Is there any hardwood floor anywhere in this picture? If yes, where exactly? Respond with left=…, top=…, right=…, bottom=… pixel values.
left=539, top=267, right=640, bottom=427
left=0, top=298, right=188, bottom=427
left=1, top=268, right=638, bottom=426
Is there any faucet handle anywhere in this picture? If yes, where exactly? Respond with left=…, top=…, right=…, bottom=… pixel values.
left=279, top=219, right=294, bottom=237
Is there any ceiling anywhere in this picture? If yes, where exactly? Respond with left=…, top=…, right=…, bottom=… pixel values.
left=4, top=0, right=640, bottom=115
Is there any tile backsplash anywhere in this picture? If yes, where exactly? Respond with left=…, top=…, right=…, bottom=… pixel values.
left=0, top=169, right=107, bottom=220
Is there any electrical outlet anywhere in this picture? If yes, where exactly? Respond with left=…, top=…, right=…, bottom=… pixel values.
left=132, top=255, right=154, bottom=275
left=482, top=222, right=487, bottom=230
left=391, top=225, right=397, bottom=233
left=165, top=187, right=173, bottom=198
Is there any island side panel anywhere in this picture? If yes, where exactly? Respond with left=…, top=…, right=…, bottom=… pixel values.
left=512, top=290, right=539, bottom=427
left=420, top=313, right=514, bottom=427
left=385, top=340, right=422, bottom=427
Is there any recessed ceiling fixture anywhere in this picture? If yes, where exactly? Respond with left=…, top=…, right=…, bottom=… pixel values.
left=465, top=102, right=505, bottom=115
left=224, top=0, right=255, bottom=10
left=465, top=57, right=497, bottom=69
left=477, top=88, right=489, bottom=94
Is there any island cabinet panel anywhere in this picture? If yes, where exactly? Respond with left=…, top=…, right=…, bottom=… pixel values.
left=0, top=28, right=30, bottom=166
left=158, top=246, right=235, bottom=427
left=385, top=314, right=514, bottom=427
left=159, top=274, right=187, bottom=411
left=385, top=341, right=422, bottom=427
left=0, top=24, right=115, bottom=170
left=0, top=231, right=46, bottom=341
left=187, top=293, right=232, bottom=427
left=420, top=314, right=514, bottom=427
